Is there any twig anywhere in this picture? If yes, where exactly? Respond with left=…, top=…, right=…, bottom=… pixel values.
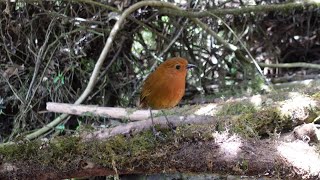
left=88, top=38, right=126, bottom=100
left=1, top=76, right=24, bottom=105
left=21, top=45, right=60, bottom=117
left=98, top=38, right=125, bottom=81
left=160, top=19, right=189, bottom=57
left=4, top=0, right=10, bottom=16
left=270, top=74, right=320, bottom=84
left=46, top=102, right=158, bottom=121
left=83, top=114, right=216, bottom=141
left=205, top=12, right=272, bottom=88
left=25, top=19, right=56, bottom=101
left=0, top=19, right=14, bottom=64
left=160, top=2, right=319, bottom=17
left=259, top=62, right=320, bottom=69
left=77, top=0, right=170, bottom=42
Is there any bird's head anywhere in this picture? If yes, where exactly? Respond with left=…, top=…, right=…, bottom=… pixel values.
left=160, top=57, right=196, bottom=76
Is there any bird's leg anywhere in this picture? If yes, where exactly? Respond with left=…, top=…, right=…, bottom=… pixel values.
left=161, top=110, right=175, bottom=130
left=149, top=108, right=162, bottom=138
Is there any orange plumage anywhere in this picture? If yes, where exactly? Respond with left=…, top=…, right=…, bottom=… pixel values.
left=140, top=57, right=195, bottom=109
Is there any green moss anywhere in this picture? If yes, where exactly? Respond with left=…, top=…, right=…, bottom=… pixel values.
left=89, top=130, right=163, bottom=169
left=175, top=124, right=214, bottom=142
left=240, top=159, right=249, bottom=171
left=50, top=136, right=81, bottom=157
left=76, top=123, right=95, bottom=132
left=104, top=131, right=158, bottom=157
left=156, top=109, right=173, bottom=117
left=130, top=132, right=156, bottom=155
left=217, top=101, right=256, bottom=116
left=0, top=136, right=84, bottom=172
left=176, top=104, right=197, bottom=116
left=233, top=158, right=249, bottom=173
left=126, top=108, right=137, bottom=115
left=156, top=106, right=187, bottom=116
left=266, top=91, right=289, bottom=102
left=273, top=83, right=308, bottom=92
left=230, top=107, right=290, bottom=138
left=86, top=124, right=217, bottom=170
left=312, top=92, right=320, bottom=100
left=0, top=140, right=41, bottom=161
left=305, top=106, right=320, bottom=123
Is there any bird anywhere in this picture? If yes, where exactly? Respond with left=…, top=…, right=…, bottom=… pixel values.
left=140, top=57, right=196, bottom=134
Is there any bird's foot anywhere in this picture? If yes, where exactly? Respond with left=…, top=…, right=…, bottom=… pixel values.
left=152, top=126, right=165, bottom=140
left=166, top=121, right=176, bottom=133
left=166, top=120, right=174, bottom=128
left=163, top=113, right=175, bottom=133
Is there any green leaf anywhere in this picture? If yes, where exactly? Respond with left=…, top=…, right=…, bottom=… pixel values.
left=56, top=124, right=65, bottom=131
left=53, top=76, right=60, bottom=84
left=61, top=76, right=65, bottom=85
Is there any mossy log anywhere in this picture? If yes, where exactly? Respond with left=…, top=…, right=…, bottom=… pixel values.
left=1, top=91, right=320, bottom=179
left=0, top=126, right=319, bottom=179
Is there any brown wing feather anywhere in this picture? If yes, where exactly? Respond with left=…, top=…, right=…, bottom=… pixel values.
left=139, top=71, right=155, bottom=108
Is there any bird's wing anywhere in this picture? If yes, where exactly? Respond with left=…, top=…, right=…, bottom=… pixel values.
left=140, top=68, right=168, bottom=108
left=139, top=73, right=154, bottom=107
left=140, top=87, right=151, bottom=104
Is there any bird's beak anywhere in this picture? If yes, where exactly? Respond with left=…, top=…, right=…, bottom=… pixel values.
left=187, top=64, right=196, bottom=69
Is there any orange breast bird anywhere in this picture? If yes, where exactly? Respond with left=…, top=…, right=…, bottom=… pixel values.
left=140, top=57, right=196, bottom=132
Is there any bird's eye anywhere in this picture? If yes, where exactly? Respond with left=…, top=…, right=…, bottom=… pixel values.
left=175, top=64, right=181, bottom=70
